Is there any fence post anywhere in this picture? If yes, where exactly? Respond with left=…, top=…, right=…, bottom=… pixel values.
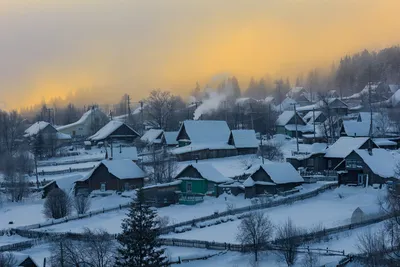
left=342, top=250, right=345, bottom=255
left=326, top=247, right=328, bottom=254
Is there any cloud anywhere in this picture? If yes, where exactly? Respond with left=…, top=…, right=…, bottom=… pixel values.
left=1, top=0, right=400, bottom=110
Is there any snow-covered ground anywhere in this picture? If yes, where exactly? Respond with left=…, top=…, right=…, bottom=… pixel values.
left=164, top=186, right=385, bottom=243
left=33, top=182, right=333, bottom=234
left=0, top=234, right=29, bottom=246
left=37, top=147, right=106, bottom=166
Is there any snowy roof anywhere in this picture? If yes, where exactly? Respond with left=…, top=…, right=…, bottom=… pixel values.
left=389, top=84, right=399, bottom=94
left=179, top=120, right=231, bottom=144
left=140, top=129, right=164, bottom=143
left=45, top=174, right=86, bottom=194
left=309, top=143, right=328, bottom=154
left=230, top=130, right=259, bottom=148
left=163, top=131, right=179, bottom=145
left=287, top=87, right=305, bottom=98
left=297, top=98, right=347, bottom=112
left=172, top=143, right=235, bottom=154
left=11, top=252, right=39, bottom=267
left=243, top=177, right=255, bottom=187
left=264, top=96, right=275, bottom=103
left=354, top=149, right=397, bottom=178
left=100, top=159, right=145, bottom=179
left=342, top=121, right=371, bottom=137
left=176, top=163, right=232, bottom=183
left=324, top=137, right=371, bottom=158
left=390, top=89, right=400, bottom=106
left=344, top=82, right=382, bottom=100
left=56, top=132, right=72, bottom=140
left=357, top=112, right=382, bottom=123
left=284, top=124, right=313, bottom=133
left=57, top=108, right=99, bottom=131
left=274, top=97, right=297, bottom=111
left=253, top=162, right=304, bottom=184
left=303, top=111, right=323, bottom=124
left=111, top=146, right=138, bottom=161
left=276, top=111, right=305, bottom=126
left=24, top=121, right=50, bottom=136
left=373, top=138, right=397, bottom=147
left=88, top=120, right=139, bottom=141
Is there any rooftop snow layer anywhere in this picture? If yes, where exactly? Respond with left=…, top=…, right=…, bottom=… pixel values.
left=230, top=130, right=258, bottom=148
left=324, top=137, right=370, bottom=158
left=180, top=120, right=231, bottom=144
left=303, top=110, right=323, bottom=124
left=354, top=149, right=397, bottom=178
left=275, top=111, right=305, bottom=126
left=163, top=131, right=179, bottom=145
left=57, top=108, right=96, bottom=131
left=140, top=129, right=163, bottom=143
left=44, top=174, right=85, bottom=194
left=101, top=159, right=145, bottom=179
left=177, top=163, right=232, bottom=183
left=256, top=162, right=304, bottom=184
left=89, top=120, right=139, bottom=141
left=173, top=143, right=235, bottom=154
left=111, top=146, right=138, bottom=161
left=342, top=121, right=371, bottom=137
left=24, top=121, right=50, bottom=136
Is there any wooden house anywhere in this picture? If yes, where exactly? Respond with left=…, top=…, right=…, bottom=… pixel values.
left=286, top=143, right=328, bottom=172
left=88, top=120, right=140, bottom=143
left=141, top=180, right=181, bottom=207
left=12, top=252, right=39, bottom=267
left=173, top=120, right=236, bottom=161
left=275, top=111, right=313, bottom=137
left=140, top=129, right=164, bottom=148
left=174, top=163, right=232, bottom=204
left=75, top=159, right=145, bottom=195
left=339, top=148, right=397, bottom=186
left=228, top=130, right=259, bottom=155
left=324, top=137, right=377, bottom=171
left=297, top=98, right=348, bottom=116
left=161, top=131, right=179, bottom=147
left=243, top=162, right=304, bottom=198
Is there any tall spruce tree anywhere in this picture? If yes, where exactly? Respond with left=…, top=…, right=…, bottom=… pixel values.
left=115, top=189, right=167, bottom=267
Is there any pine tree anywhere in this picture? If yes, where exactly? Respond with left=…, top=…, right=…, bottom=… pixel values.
left=115, top=189, right=167, bottom=267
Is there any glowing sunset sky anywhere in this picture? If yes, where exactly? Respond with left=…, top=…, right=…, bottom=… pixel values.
left=1, top=0, right=400, bottom=109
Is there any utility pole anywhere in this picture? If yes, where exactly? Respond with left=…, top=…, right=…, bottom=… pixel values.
left=140, top=100, right=144, bottom=135
left=368, top=65, right=373, bottom=138
left=127, top=95, right=131, bottom=124
left=313, top=108, right=316, bottom=143
left=291, top=103, right=299, bottom=152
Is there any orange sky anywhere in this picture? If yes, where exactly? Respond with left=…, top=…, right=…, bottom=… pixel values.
left=1, top=0, right=400, bottom=110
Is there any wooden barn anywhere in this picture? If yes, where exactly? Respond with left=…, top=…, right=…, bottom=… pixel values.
left=88, top=120, right=140, bottom=143
left=339, top=148, right=398, bottom=186
left=174, top=163, right=232, bottom=204
left=243, top=162, right=304, bottom=198
left=75, top=159, right=145, bottom=195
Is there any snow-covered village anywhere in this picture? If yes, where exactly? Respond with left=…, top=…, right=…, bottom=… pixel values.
left=2, top=2, right=400, bottom=267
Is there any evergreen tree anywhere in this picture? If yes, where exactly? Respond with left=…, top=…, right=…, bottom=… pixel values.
left=231, top=76, right=241, bottom=98
left=115, top=189, right=167, bottom=267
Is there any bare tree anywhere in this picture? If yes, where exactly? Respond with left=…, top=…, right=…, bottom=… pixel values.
left=356, top=229, right=387, bottom=267
left=73, top=194, right=91, bottom=215
left=301, top=252, right=320, bottom=267
left=0, top=252, right=17, bottom=267
left=2, top=155, right=29, bottom=202
left=275, top=218, right=303, bottom=267
left=259, top=142, right=284, bottom=162
left=236, top=211, right=274, bottom=262
left=0, top=110, right=24, bottom=156
left=149, top=147, right=177, bottom=184
left=43, top=188, right=72, bottom=219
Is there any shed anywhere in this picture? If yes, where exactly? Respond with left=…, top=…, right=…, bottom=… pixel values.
left=228, top=130, right=259, bottom=155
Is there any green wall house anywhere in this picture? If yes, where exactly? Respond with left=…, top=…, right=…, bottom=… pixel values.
left=174, top=163, right=232, bottom=204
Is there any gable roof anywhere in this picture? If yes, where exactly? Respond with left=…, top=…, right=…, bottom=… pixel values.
left=354, top=149, right=397, bottom=178
left=252, top=162, right=304, bottom=184
left=44, top=173, right=86, bottom=194
left=178, top=120, right=231, bottom=144
left=176, top=163, right=232, bottom=183
left=57, top=108, right=103, bottom=131
left=140, top=129, right=164, bottom=143
left=163, top=131, right=179, bottom=145
left=274, top=97, right=297, bottom=112
left=303, top=111, right=323, bottom=124
left=11, top=252, right=39, bottom=267
left=88, top=120, right=139, bottom=141
left=341, top=121, right=371, bottom=137
left=357, top=112, right=383, bottom=123
left=99, top=159, right=145, bottom=179
left=324, top=137, right=372, bottom=158
left=276, top=111, right=305, bottom=126
left=111, top=146, right=138, bottom=161
left=230, top=130, right=259, bottom=148
left=24, top=121, right=51, bottom=137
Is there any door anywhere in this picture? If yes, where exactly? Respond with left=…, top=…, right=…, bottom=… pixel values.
left=357, top=174, right=364, bottom=185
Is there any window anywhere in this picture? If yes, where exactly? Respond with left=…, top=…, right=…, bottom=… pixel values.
left=328, top=160, right=332, bottom=169
left=186, top=182, right=192, bottom=193
left=100, top=183, right=106, bottom=192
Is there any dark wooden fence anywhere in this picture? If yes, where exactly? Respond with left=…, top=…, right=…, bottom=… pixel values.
left=34, top=166, right=96, bottom=176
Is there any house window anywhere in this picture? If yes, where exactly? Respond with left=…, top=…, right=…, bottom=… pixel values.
left=100, top=183, right=106, bottom=192
left=186, top=182, right=192, bottom=193
left=328, top=160, right=332, bottom=169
